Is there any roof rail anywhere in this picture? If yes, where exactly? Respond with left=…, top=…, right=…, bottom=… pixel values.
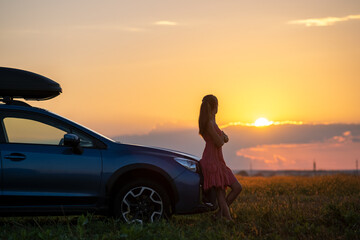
left=0, top=97, right=31, bottom=107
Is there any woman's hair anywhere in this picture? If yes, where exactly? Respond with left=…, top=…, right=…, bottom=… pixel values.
left=199, top=94, right=218, bottom=136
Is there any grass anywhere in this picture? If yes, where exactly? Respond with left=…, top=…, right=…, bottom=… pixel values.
left=0, top=174, right=359, bottom=240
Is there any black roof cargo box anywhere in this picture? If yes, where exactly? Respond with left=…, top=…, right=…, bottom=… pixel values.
left=0, top=67, right=62, bottom=101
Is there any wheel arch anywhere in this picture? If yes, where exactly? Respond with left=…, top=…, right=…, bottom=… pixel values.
left=106, top=164, right=179, bottom=213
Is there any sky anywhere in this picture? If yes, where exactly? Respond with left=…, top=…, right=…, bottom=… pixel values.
left=118, top=123, right=360, bottom=171
left=1, top=0, right=360, bottom=170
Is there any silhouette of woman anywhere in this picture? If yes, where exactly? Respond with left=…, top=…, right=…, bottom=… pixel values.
left=198, top=94, right=242, bottom=221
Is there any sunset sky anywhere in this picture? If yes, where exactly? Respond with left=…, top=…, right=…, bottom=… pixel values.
left=1, top=1, right=360, bottom=170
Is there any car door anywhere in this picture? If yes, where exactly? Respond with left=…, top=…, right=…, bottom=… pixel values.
left=0, top=111, right=102, bottom=207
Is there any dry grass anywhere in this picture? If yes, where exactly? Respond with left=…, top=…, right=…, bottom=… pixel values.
left=1, top=174, right=359, bottom=239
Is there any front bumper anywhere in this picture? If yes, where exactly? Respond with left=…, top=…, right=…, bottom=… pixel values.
left=172, top=169, right=217, bottom=214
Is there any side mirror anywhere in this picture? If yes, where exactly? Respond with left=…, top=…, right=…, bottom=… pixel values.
left=64, top=133, right=83, bottom=154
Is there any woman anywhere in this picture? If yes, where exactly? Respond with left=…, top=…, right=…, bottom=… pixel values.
left=199, top=94, right=242, bottom=221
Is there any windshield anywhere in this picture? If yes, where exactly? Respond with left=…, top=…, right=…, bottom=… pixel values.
left=41, top=108, right=116, bottom=143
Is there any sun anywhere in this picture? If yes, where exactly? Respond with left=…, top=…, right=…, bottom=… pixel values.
left=254, top=117, right=273, bottom=127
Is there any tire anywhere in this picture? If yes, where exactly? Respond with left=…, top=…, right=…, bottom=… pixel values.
left=113, top=179, right=171, bottom=224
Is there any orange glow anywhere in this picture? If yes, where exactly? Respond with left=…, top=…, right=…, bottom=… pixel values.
left=220, top=120, right=304, bottom=129
left=254, top=118, right=273, bottom=127
left=0, top=1, right=359, bottom=136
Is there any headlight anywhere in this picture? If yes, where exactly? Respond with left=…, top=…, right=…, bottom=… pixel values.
left=174, top=157, right=198, bottom=172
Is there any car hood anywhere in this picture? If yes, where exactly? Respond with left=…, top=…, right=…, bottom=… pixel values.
left=116, top=142, right=200, bottom=161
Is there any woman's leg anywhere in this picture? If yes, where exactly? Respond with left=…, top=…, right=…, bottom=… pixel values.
left=216, top=187, right=232, bottom=220
left=226, top=181, right=242, bottom=206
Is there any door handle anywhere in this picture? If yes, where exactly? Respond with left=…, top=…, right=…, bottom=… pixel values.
left=4, top=153, right=26, bottom=161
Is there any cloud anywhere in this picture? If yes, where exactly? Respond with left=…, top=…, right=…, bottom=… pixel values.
left=72, top=24, right=146, bottom=32
left=288, top=14, right=360, bottom=27
left=236, top=152, right=268, bottom=162
left=154, top=21, right=178, bottom=26
left=343, top=131, right=351, bottom=136
left=272, top=154, right=291, bottom=166
left=237, top=146, right=299, bottom=168
left=236, top=131, right=360, bottom=170
left=328, top=131, right=356, bottom=144
left=115, top=123, right=360, bottom=170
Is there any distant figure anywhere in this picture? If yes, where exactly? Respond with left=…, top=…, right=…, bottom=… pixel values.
left=198, top=94, right=242, bottom=221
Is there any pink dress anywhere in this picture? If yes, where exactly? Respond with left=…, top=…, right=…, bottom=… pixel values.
left=200, top=121, right=237, bottom=191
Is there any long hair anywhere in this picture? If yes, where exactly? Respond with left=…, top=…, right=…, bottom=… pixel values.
left=198, top=94, right=218, bottom=136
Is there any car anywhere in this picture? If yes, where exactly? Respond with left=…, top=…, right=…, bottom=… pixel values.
left=0, top=67, right=214, bottom=223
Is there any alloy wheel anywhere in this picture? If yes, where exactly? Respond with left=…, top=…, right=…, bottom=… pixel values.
left=121, top=186, right=163, bottom=224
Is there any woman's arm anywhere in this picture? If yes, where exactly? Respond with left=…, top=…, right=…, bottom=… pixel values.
left=222, top=131, right=229, bottom=143
left=206, top=120, right=225, bottom=148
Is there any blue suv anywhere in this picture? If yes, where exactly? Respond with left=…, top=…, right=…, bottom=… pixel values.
left=0, top=67, right=213, bottom=223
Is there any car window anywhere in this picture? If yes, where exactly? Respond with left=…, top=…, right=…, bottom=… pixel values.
left=3, top=117, right=94, bottom=147
left=4, top=117, right=66, bottom=145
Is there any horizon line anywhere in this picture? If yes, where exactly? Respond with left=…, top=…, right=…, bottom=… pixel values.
left=220, top=121, right=360, bottom=129
left=232, top=169, right=359, bottom=171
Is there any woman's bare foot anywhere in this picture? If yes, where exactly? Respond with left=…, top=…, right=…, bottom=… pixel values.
left=211, top=210, right=234, bottom=223
left=211, top=210, right=222, bottom=221
left=222, top=216, right=234, bottom=223
left=215, top=209, right=221, bottom=218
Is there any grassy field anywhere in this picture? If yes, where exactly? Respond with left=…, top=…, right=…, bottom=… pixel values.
left=0, top=175, right=359, bottom=240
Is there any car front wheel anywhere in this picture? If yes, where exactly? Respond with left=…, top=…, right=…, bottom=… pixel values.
left=113, top=179, right=171, bottom=224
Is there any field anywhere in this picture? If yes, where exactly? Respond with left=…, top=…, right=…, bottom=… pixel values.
left=0, top=175, right=359, bottom=240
